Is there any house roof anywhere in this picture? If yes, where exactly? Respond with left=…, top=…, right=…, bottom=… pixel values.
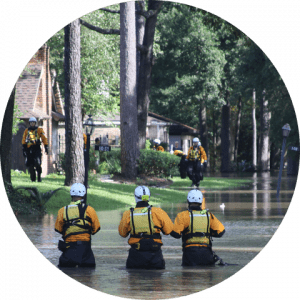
left=148, top=111, right=198, bottom=134
left=81, top=111, right=198, bottom=134
left=15, top=64, right=52, bottom=120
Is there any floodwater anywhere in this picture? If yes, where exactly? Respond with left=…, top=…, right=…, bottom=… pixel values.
left=16, top=172, right=297, bottom=299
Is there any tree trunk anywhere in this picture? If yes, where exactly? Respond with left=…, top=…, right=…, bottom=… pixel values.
left=259, top=89, right=271, bottom=171
left=221, top=102, right=231, bottom=172
left=252, top=88, right=257, bottom=170
left=137, top=0, right=163, bottom=150
left=120, top=1, right=138, bottom=179
left=64, top=19, right=84, bottom=186
left=199, top=102, right=208, bottom=152
left=234, top=95, right=242, bottom=165
left=136, top=1, right=145, bottom=82
left=0, top=86, right=15, bottom=185
left=212, top=109, right=216, bottom=172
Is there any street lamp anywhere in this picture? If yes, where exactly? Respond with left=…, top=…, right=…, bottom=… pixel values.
left=83, top=115, right=95, bottom=203
left=276, top=123, right=291, bottom=198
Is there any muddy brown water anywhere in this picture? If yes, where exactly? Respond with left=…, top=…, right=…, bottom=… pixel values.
left=15, top=173, right=297, bottom=299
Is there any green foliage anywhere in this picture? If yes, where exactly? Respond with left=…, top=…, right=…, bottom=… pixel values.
left=145, top=139, right=151, bottom=150
left=151, top=4, right=226, bottom=128
left=47, top=6, right=120, bottom=118
left=138, top=149, right=180, bottom=177
left=12, top=104, right=23, bottom=135
left=5, top=181, right=64, bottom=214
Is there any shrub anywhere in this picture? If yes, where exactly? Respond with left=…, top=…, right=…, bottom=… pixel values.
left=138, top=149, right=180, bottom=177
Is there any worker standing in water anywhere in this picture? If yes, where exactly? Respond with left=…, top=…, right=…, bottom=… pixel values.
left=118, top=186, right=174, bottom=269
left=171, top=189, right=225, bottom=266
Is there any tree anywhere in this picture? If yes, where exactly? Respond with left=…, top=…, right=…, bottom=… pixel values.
left=120, top=1, right=138, bottom=179
left=136, top=0, right=163, bottom=150
left=48, top=8, right=121, bottom=119
left=64, top=19, right=85, bottom=186
left=0, top=86, right=15, bottom=185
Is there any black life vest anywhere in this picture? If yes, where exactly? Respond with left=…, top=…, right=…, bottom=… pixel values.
left=62, top=203, right=92, bottom=240
left=182, top=209, right=211, bottom=247
left=129, top=206, right=161, bottom=240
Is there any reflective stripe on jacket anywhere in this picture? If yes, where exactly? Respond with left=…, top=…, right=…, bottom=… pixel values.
left=119, top=203, right=174, bottom=245
left=183, top=210, right=210, bottom=247
left=186, top=146, right=207, bottom=163
left=55, top=204, right=100, bottom=243
left=22, top=127, right=48, bottom=148
left=173, top=208, right=225, bottom=248
left=62, top=204, right=92, bottom=240
left=129, top=206, right=160, bottom=239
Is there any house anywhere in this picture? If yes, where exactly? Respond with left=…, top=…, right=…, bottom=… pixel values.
left=11, top=44, right=65, bottom=176
left=58, top=111, right=198, bottom=154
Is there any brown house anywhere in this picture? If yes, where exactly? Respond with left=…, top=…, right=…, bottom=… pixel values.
left=12, top=45, right=65, bottom=176
left=58, top=111, right=198, bottom=154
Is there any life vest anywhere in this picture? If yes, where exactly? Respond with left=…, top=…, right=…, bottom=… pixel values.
left=182, top=209, right=210, bottom=247
left=25, top=128, right=40, bottom=147
left=62, top=203, right=92, bottom=240
left=129, top=206, right=161, bottom=240
left=188, top=147, right=200, bottom=161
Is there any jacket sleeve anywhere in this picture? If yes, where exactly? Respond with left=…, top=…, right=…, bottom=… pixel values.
left=87, top=206, right=101, bottom=235
left=38, top=128, right=48, bottom=145
left=210, top=213, right=225, bottom=237
left=172, top=211, right=189, bottom=236
left=54, top=208, right=64, bottom=234
left=186, top=147, right=192, bottom=159
left=22, top=129, right=28, bottom=145
left=154, top=208, right=173, bottom=235
left=118, top=210, right=131, bottom=237
left=83, top=134, right=87, bottom=149
left=200, top=146, right=207, bottom=163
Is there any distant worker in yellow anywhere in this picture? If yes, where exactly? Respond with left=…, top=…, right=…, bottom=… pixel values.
left=22, top=117, right=48, bottom=182
left=186, top=137, right=207, bottom=187
left=55, top=183, right=100, bottom=268
left=119, top=186, right=174, bottom=269
left=171, top=189, right=225, bottom=266
left=153, top=139, right=164, bottom=152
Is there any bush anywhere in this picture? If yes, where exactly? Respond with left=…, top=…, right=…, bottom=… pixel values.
left=138, top=149, right=180, bottom=177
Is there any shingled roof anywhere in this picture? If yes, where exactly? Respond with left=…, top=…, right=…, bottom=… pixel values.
left=15, top=64, right=50, bottom=119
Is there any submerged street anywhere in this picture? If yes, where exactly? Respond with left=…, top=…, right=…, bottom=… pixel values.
left=16, top=172, right=297, bottom=298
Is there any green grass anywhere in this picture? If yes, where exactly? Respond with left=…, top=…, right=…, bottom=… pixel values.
left=10, top=173, right=252, bottom=213
left=169, top=176, right=252, bottom=189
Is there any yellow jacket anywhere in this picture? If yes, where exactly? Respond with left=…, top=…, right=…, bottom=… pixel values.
left=83, top=134, right=87, bottom=149
left=173, top=206, right=225, bottom=248
left=55, top=204, right=100, bottom=243
left=22, top=127, right=48, bottom=148
left=119, top=203, right=174, bottom=245
left=153, top=145, right=164, bottom=152
left=186, top=146, right=207, bottom=163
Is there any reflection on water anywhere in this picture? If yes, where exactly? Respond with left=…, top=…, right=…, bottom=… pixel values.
left=16, top=174, right=297, bottom=299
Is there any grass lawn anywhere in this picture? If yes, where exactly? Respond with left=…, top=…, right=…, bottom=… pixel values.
left=10, top=173, right=252, bottom=213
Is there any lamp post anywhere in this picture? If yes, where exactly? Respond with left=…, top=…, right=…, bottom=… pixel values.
left=83, top=115, right=95, bottom=203
left=276, top=123, right=291, bottom=198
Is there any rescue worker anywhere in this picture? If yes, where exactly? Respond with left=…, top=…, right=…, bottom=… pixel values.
left=118, top=186, right=174, bottom=269
left=199, top=141, right=208, bottom=171
left=170, top=189, right=225, bottom=266
left=55, top=183, right=100, bottom=268
left=186, top=137, right=207, bottom=187
left=22, top=117, right=48, bottom=182
left=153, top=139, right=165, bottom=152
left=174, top=150, right=188, bottom=179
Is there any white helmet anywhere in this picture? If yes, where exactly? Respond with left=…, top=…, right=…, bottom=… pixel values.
left=134, top=186, right=151, bottom=203
left=29, top=117, right=37, bottom=123
left=198, top=141, right=201, bottom=147
left=192, top=137, right=200, bottom=143
left=70, top=183, right=86, bottom=197
left=187, top=189, right=203, bottom=204
left=154, top=139, right=161, bottom=145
